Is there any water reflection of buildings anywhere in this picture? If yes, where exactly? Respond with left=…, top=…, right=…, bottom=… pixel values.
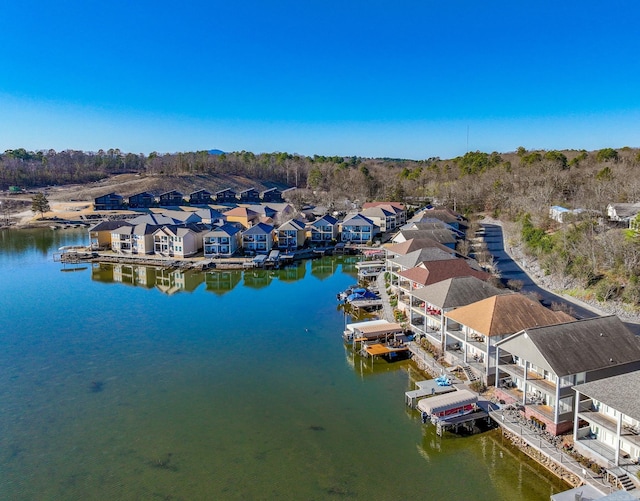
left=243, top=268, right=273, bottom=289
left=311, top=257, right=339, bottom=280
left=278, top=262, right=306, bottom=282
left=90, top=258, right=340, bottom=294
left=205, top=270, right=242, bottom=295
left=92, top=263, right=205, bottom=294
left=339, top=255, right=361, bottom=275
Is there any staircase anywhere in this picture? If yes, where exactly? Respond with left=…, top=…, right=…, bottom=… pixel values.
left=462, top=365, right=479, bottom=383
left=618, top=473, right=636, bottom=491
left=609, top=468, right=637, bottom=492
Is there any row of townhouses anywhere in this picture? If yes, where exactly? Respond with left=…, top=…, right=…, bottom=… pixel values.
left=382, top=206, right=640, bottom=479
left=93, top=187, right=286, bottom=210
left=89, top=202, right=408, bottom=257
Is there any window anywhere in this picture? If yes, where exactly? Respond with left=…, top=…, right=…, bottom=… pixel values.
left=559, top=396, right=573, bottom=414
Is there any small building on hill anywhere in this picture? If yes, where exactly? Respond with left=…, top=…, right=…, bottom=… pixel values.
left=94, top=193, right=124, bottom=211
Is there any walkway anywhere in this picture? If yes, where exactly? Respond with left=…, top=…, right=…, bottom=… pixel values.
left=376, top=272, right=395, bottom=322
left=490, top=408, right=620, bottom=495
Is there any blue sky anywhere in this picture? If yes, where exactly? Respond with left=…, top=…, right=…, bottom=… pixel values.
left=1, top=0, right=639, bottom=159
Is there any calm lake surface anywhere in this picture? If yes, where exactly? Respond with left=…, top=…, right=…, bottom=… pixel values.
left=0, top=229, right=569, bottom=500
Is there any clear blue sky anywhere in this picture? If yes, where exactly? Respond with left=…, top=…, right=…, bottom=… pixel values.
left=1, top=0, right=639, bottom=159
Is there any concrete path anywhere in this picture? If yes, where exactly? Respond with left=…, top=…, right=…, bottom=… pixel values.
left=376, top=272, right=395, bottom=322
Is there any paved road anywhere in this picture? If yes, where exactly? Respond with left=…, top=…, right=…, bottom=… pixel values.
left=481, top=223, right=640, bottom=335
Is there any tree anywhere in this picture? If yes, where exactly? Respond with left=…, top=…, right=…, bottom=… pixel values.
left=31, top=193, right=50, bottom=218
left=596, top=148, right=618, bottom=163
left=544, top=150, right=568, bottom=169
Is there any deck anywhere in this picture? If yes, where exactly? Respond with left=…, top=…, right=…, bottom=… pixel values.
left=364, top=343, right=408, bottom=357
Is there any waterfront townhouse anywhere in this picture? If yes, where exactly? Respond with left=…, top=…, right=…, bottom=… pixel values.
left=153, top=224, right=206, bottom=257
left=215, top=188, right=237, bottom=204
left=444, top=293, right=573, bottom=386
left=277, top=219, right=306, bottom=250
left=241, top=222, right=275, bottom=254
left=224, top=207, right=260, bottom=229
left=494, top=315, right=640, bottom=436
left=193, top=208, right=225, bottom=226
left=159, top=209, right=202, bottom=225
left=386, top=246, right=458, bottom=300
left=158, top=190, right=184, bottom=207
left=89, top=220, right=131, bottom=249
left=238, top=188, right=261, bottom=204
left=128, top=191, right=155, bottom=208
left=94, top=192, right=124, bottom=211
left=411, top=208, right=466, bottom=231
left=573, top=370, right=640, bottom=479
left=392, top=228, right=458, bottom=249
left=260, top=187, right=284, bottom=203
left=259, top=202, right=295, bottom=225
left=111, top=223, right=159, bottom=254
left=409, top=276, right=509, bottom=352
left=362, top=202, right=407, bottom=226
left=309, top=214, right=339, bottom=244
left=189, top=189, right=213, bottom=205
left=250, top=204, right=278, bottom=224
left=395, top=258, right=490, bottom=313
left=339, top=213, right=378, bottom=243
left=361, top=206, right=397, bottom=233
left=203, top=223, right=241, bottom=258
left=384, top=238, right=454, bottom=261
left=128, top=213, right=182, bottom=226
left=111, top=226, right=134, bottom=253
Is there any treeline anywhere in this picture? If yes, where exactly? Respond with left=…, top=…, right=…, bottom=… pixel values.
left=0, top=148, right=320, bottom=189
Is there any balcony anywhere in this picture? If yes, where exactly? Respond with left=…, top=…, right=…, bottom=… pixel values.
left=524, top=371, right=558, bottom=394
left=497, top=361, right=525, bottom=380
left=526, top=403, right=555, bottom=421
left=578, top=407, right=618, bottom=434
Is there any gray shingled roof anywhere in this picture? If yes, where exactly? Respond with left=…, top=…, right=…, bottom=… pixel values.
left=89, top=220, right=132, bottom=232
left=610, top=203, right=640, bottom=220
left=411, top=276, right=510, bottom=308
left=391, top=247, right=456, bottom=269
left=525, top=316, right=640, bottom=376
left=573, top=370, right=640, bottom=422
left=395, top=229, right=457, bottom=244
left=133, top=223, right=161, bottom=235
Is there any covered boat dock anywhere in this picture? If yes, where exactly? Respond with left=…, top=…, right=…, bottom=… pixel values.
left=417, top=389, right=489, bottom=436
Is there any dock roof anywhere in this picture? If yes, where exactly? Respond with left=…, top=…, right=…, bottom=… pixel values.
left=417, top=389, right=477, bottom=415
left=355, top=321, right=403, bottom=336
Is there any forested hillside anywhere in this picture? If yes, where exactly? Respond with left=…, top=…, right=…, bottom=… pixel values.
left=3, top=145, right=640, bottom=310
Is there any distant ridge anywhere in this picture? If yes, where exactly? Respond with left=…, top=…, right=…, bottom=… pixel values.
left=208, top=149, right=225, bottom=155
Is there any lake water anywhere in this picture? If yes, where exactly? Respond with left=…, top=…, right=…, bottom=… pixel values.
left=0, top=229, right=569, bottom=500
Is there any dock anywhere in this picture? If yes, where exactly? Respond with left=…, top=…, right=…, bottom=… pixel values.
left=349, top=298, right=383, bottom=311
left=355, top=260, right=385, bottom=282
left=405, top=379, right=457, bottom=408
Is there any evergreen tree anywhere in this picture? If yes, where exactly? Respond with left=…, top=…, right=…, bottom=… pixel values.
left=31, top=193, right=50, bottom=218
